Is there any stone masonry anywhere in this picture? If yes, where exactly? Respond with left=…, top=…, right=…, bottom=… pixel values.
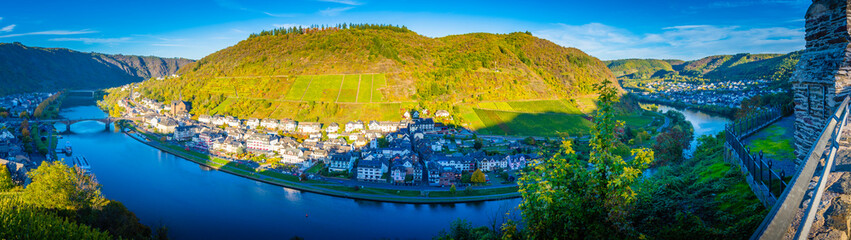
left=793, top=0, right=851, bottom=167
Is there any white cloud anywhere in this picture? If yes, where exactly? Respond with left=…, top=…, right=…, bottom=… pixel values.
left=317, top=0, right=362, bottom=5
left=0, top=17, right=3, bottom=21
left=535, top=23, right=804, bottom=60
left=0, top=29, right=97, bottom=38
left=49, top=37, right=131, bottom=44
left=0, top=24, right=15, bottom=32
left=319, top=7, right=354, bottom=16
left=263, top=12, right=297, bottom=18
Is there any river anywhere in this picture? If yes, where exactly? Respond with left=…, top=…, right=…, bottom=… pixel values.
left=53, top=102, right=730, bottom=239
left=654, top=104, right=733, bottom=156
left=55, top=104, right=520, bottom=240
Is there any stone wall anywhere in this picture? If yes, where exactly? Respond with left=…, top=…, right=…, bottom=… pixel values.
left=793, top=0, right=851, bottom=166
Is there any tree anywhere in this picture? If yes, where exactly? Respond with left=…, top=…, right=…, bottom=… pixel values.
left=0, top=166, right=15, bottom=191
left=471, top=169, right=486, bottom=184
left=24, top=161, right=106, bottom=210
left=450, top=184, right=457, bottom=195
left=653, top=125, right=691, bottom=164
left=517, top=79, right=654, bottom=239
left=474, top=139, right=483, bottom=150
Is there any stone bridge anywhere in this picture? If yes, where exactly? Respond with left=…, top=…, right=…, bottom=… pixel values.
left=37, top=117, right=139, bottom=132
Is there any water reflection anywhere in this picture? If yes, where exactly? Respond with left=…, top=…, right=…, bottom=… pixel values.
left=652, top=104, right=733, bottom=157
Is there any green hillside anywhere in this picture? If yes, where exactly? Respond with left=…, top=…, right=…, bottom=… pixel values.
left=0, top=42, right=193, bottom=95
left=125, top=24, right=623, bottom=137
left=606, top=51, right=802, bottom=85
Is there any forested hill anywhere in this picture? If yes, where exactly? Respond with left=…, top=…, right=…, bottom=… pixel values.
left=138, top=24, right=617, bottom=112
left=0, top=42, right=193, bottom=95
left=606, top=51, right=801, bottom=83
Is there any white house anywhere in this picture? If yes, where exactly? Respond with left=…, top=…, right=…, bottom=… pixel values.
left=245, top=118, right=261, bottom=129
left=246, top=133, right=278, bottom=151
left=435, top=110, right=451, bottom=118
left=279, top=148, right=305, bottom=164
left=298, top=122, right=322, bottom=133
left=345, top=120, right=364, bottom=132
left=156, top=118, right=179, bottom=133
left=173, top=126, right=195, bottom=141
left=326, top=123, right=340, bottom=133
left=198, top=115, right=212, bottom=124
left=260, top=118, right=280, bottom=130
left=357, top=159, right=388, bottom=182
left=283, top=120, right=298, bottom=132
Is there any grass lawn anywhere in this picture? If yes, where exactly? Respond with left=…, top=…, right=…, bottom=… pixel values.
left=428, top=186, right=518, bottom=197
left=747, top=125, right=795, bottom=162
left=618, top=112, right=660, bottom=130
left=306, top=162, right=324, bottom=174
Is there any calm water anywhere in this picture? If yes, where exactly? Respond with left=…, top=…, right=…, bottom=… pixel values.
left=56, top=105, right=520, bottom=240
left=654, top=105, right=733, bottom=156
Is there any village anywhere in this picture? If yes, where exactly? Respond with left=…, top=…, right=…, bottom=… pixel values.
left=118, top=94, right=540, bottom=188
left=630, top=79, right=784, bottom=108
left=0, top=92, right=57, bottom=186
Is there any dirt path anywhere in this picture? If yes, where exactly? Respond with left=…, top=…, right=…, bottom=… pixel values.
left=300, top=75, right=312, bottom=101
left=657, top=116, right=670, bottom=133
left=335, top=75, right=345, bottom=103
left=355, top=74, right=362, bottom=103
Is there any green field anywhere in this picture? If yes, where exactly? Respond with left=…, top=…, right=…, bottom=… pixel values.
left=357, top=75, right=372, bottom=103
left=372, top=74, right=387, bottom=102
left=471, top=109, right=593, bottom=137
left=338, top=75, right=360, bottom=102
left=284, top=75, right=313, bottom=100
left=281, top=74, right=387, bottom=103
left=303, top=75, right=343, bottom=101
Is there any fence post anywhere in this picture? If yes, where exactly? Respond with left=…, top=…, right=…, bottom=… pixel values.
left=767, top=159, right=773, bottom=195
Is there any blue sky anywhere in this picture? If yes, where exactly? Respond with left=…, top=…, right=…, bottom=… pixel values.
left=0, top=0, right=809, bottom=60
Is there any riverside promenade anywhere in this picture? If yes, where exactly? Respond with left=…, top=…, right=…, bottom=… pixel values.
left=120, top=123, right=521, bottom=204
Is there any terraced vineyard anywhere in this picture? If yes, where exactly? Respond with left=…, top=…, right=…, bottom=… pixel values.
left=454, top=100, right=593, bottom=137
left=282, top=74, right=389, bottom=103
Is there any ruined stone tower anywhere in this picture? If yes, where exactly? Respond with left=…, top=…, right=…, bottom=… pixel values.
left=793, top=0, right=851, bottom=165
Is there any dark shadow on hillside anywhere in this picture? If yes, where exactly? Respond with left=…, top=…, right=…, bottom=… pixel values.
left=471, top=111, right=594, bottom=138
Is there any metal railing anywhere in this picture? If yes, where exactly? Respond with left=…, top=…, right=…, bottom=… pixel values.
left=724, top=105, right=791, bottom=198
left=751, top=96, right=850, bottom=240
left=728, top=105, right=792, bottom=138
left=726, top=130, right=789, bottom=197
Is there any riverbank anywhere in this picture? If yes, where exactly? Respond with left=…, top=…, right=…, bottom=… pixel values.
left=119, top=122, right=520, bottom=204
left=636, top=96, right=737, bottom=118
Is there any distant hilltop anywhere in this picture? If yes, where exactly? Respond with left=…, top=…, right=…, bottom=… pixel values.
left=0, top=42, right=194, bottom=95
left=606, top=51, right=802, bottom=83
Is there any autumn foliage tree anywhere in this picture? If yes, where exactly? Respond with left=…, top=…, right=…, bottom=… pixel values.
left=0, top=167, right=15, bottom=192
left=516, top=79, right=654, bottom=239
left=653, top=125, right=691, bottom=164
left=471, top=169, right=486, bottom=184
